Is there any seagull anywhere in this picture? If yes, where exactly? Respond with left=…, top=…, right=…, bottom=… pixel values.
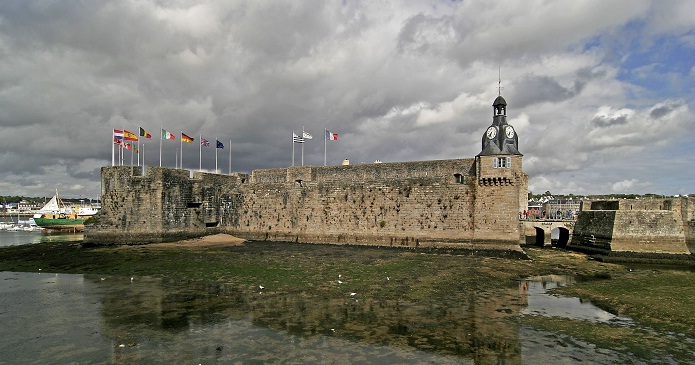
left=338, top=280, right=343, bottom=284
left=259, top=285, right=264, bottom=290
left=350, top=292, right=356, bottom=297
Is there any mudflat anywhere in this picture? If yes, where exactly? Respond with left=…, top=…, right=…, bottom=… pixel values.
left=1, top=239, right=694, bottom=360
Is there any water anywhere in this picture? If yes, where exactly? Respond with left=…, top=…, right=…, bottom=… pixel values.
left=2, top=269, right=690, bottom=364
left=1, top=235, right=693, bottom=364
left=520, top=275, right=633, bottom=325
left=0, top=230, right=83, bottom=247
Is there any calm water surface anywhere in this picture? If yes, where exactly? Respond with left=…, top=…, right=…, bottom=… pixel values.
left=0, top=230, right=83, bottom=247
left=1, top=236, right=693, bottom=364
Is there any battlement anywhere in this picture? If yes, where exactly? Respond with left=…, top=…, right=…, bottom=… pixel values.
left=250, top=159, right=476, bottom=185
left=86, top=157, right=528, bottom=248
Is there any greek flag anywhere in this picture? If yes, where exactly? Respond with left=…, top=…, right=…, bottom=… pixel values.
left=293, top=132, right=304, bottom=143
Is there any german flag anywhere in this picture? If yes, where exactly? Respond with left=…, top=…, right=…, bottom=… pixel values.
left=181, top=132, right=194, bottom=143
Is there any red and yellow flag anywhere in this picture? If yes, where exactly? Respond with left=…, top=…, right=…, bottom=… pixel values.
left=123, top=130, right=138, bottom=141
left=181, top=132, right=194, bottom=143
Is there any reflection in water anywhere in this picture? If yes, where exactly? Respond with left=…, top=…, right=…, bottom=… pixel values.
left=1, top=271, right=668, bottom=364
left=520, top=275, right=633, bottom=325
left=95, top=275, right=524, bottom=364
left=0, top=230, right=83, bottom=247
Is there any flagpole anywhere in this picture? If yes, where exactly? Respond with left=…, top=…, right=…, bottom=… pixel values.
left=175, top=147, right=178, bottom=169
left=142, top=143, right=145, bottom=176
left=180, top=131, right=183, bottom=169
left=130, top=143, right=134, bottom=166
left=111, top=130, right=115, bottom=167
left=215, top=139, right=218, bottom=173
left=324, top=128, right=327, bottom=166
left=301, top=126, right=305, bottom=166
left=199, top=134, right=202, bottom=171
left=121, top=125, right=125, bottom=166
left=292, top=131, right=295, bottom=166
left=228, top=139, right=232, bottom=174
left=159, top=126, right=163, bottom=167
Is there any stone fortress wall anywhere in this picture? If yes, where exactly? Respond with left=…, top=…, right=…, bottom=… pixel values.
left=86, top=157, right=528, bottom=249
left=572, top=197, right=695, bottom=254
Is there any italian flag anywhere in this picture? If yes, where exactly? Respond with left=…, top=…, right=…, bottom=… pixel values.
left=162, top=129, right=175, bottom=140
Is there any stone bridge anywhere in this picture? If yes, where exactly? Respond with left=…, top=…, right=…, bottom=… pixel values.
left=521, top=220, right=575, bottom=247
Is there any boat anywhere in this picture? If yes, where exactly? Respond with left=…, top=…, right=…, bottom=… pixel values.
left=32, top=192, right=99, bottom=232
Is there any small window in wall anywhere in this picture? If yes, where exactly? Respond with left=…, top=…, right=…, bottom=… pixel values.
left=454, top=173, right=464, bottom=184
left=493, top=157, right=512, bottom=168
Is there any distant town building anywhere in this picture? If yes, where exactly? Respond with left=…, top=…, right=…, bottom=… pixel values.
left=543, top=199, right=581, bottom=220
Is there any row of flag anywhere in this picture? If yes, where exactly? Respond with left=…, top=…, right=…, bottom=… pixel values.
left=113, top=126, right=342, bottom=170
left=113, top=127, right=226, bottom=149
left=291, top=128, right=340, bottom=166
left=292, top=130, right=338, bottom=143
left=112, top=127, right=231, bottom=172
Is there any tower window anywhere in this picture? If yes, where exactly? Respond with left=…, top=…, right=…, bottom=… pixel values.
left=494, top=157, right=512, bottom=168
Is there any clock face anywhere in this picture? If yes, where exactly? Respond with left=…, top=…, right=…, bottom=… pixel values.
left=486, top=126, right=497, bottom=139
left=505, top=126, right=515, bottom=138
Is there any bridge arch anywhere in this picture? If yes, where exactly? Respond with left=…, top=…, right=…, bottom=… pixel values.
left=533, top=227, right=545, bottom=247
left=551, top=227, right=570, bottom=248
left=522, top=220, right=574, bottom=248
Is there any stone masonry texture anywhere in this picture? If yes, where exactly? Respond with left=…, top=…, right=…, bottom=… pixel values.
left=85, top=157, right=528, bottom=249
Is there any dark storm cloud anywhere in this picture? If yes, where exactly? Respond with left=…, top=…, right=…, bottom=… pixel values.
left=0, top=0, right=692, bottom=197
left=649, top=104, right=675, bottom=119
left=591, top=114, right=630, bottom=127
left=510, top=74, right=586, bottom=108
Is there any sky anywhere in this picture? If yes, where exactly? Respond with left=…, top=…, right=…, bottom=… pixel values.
left=0, top=0, right=693, bottom=199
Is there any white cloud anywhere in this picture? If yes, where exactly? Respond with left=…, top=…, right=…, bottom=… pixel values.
left=0, top=0, right=692, bottom=197
left=611, top=179, right=652, bottom=193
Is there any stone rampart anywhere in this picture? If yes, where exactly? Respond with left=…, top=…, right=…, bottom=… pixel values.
left=86, top=158, right=527, bottom=249
left=571, top=198, right=694, bottom=254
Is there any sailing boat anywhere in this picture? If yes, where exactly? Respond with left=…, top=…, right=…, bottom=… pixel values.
left=32, top=191, right=98, bottom=231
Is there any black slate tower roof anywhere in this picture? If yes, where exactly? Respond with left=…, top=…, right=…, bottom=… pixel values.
left=479, top=94, right=521, bottom=156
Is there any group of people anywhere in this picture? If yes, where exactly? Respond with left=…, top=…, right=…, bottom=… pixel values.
left=520, top=209, right=575, bottom=220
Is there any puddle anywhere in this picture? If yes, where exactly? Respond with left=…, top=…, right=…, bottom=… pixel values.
left=520, top=275, right=633, bottom=326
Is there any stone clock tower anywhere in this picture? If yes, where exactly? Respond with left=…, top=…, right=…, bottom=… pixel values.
left=474, top=92, right=528, bottom=243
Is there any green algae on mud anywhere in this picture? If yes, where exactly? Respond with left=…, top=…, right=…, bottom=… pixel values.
left=1, top=241, right=694, bottom=339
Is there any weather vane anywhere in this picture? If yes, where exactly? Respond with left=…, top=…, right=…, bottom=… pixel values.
left=498, top=66, right=503, bottom=96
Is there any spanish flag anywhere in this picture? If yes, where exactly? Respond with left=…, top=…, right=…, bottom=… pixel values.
left=181, top=132, right=194, bottom=143
left=123, top=130, right=138, bottom=141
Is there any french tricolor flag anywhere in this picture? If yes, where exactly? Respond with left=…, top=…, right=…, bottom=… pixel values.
left=325, top=130, right=338, bottom=140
